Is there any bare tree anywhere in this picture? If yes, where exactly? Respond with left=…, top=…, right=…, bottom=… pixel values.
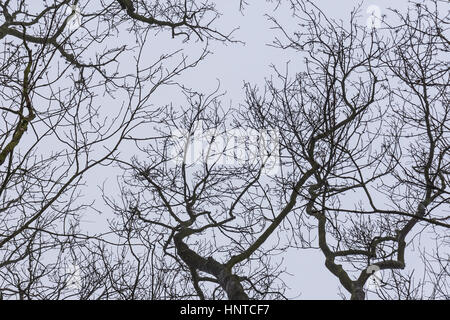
left=1, top=0, right=448, bottom=301
left=109, top=0, right=449, bottom=301
left=242, top=0, right=449, bottom=300
left=0, top=0, right=226, bottom=299
left=105, top=87, right=288, bottom=299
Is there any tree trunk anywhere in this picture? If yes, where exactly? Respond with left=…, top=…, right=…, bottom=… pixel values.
left=174, top=232, right=249, bottom=300
left=350, top=285, right=365, bottom=300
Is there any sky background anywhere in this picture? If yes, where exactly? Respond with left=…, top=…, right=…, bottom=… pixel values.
left=78, top=0, right=423, bottom=299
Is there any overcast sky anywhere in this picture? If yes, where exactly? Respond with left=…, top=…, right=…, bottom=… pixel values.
left=78, top=0, right=425, bottom=299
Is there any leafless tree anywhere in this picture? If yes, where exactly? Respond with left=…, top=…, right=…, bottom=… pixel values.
left=242, top=0, right=449, bottom=300
left=109, top=0, right=449, bottom=301
left=0, top=0, right=227, bottom=299
left=1, top=0, right=448, bottom=301
left=105, top=86, right=288, bottom=299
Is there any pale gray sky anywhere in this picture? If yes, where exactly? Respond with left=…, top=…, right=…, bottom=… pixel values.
left=80, top=0, right=419, bottom=299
